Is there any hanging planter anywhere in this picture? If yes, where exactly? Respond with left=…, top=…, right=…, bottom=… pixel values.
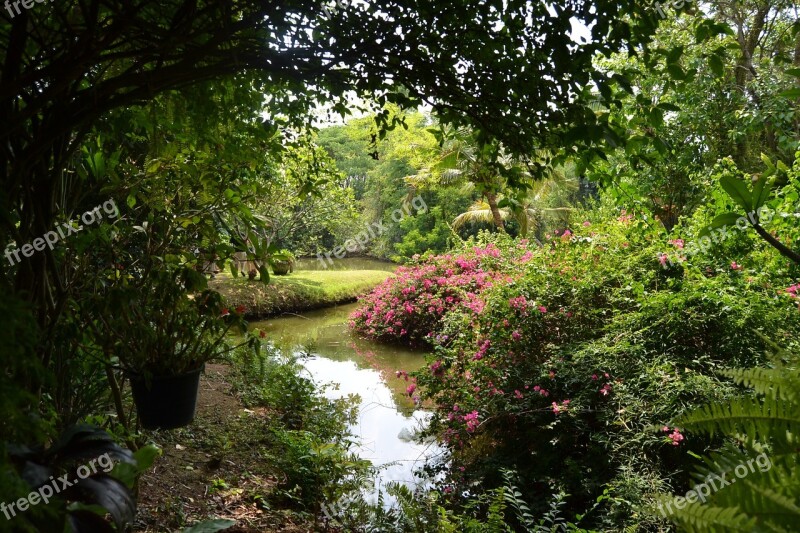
left=100, top=268, right=258, bottom=432
left=128, top=366, right=204, bottom=430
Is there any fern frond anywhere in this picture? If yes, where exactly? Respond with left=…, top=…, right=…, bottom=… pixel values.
left=718, top=367, right=800, bottom=402
left=675, top=397, right=800, bottom=451
left=657, top=499, right=756, bottom=532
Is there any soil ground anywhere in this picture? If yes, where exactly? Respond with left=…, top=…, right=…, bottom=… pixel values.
left=134, top=364, right=316, bottom=533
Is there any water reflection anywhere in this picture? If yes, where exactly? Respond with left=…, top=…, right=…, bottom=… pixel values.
left=250, top=303, right=442, bottom=499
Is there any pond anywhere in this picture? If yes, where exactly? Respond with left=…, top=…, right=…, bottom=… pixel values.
left=249, top=302, right=443, bottom=502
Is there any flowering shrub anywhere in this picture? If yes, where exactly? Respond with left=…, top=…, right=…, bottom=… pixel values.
left=349, top=239, right=530, bottom=346
left=402, top=218, right=800, bottom=530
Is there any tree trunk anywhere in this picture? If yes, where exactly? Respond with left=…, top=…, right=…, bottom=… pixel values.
left=484, top=192, right=506, bottom=233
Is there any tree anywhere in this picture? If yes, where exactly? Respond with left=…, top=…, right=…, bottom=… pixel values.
left=589, top=3, right=799, bottom=230
left=1, top=1, right=662, bottom=348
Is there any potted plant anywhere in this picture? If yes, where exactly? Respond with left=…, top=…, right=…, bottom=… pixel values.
left=270, top=249, right=296, bottom=276
left=98, top=268, right=252, bottom=430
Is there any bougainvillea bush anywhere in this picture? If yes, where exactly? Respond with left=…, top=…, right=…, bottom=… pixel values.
left=352, top=217, right=800, bottom=530
left=349, top=241, right=532, bottom=346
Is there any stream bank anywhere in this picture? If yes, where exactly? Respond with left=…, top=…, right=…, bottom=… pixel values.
left=210, top=258, right=394, bottom=319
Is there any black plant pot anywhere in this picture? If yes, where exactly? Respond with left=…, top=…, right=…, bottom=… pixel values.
left=128, top=366, right=203, bottom=430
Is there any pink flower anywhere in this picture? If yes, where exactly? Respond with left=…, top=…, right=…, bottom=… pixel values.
left=661, top=426, right=670, bottom=432
left=583, top=221, right=591, bottom=227
left=669, top=429, right=684, bottom=446
left=463, top=411, right=480, bottom=432
left=538, top=306, right=547, bottom=313
left=514, top=390, right=523, bottom=399
left=599, top=383, right=612, bottom=396
left=785, top=284, right=800, bottom=297
left=591, top=374, right=598, bottom=381
left=669, top=239, right=685, bottom=249
left=731, top=261, right=743, bottom=271
left=551, top=400, right=570, bottom=414
left=511, top=330, right=521, bottom=340
left=509, top=296, right=528, bottom=310
left=406, top=384, right=417, bottom=396
left=659, top=254, right=669, bottom=266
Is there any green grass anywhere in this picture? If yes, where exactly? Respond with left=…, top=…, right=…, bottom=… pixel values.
left=210, top=269, right=392, bottom=318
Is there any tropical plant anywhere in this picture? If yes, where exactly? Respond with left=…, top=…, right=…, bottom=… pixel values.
left=91, top=267, right=253, bottom=377
left=657, top=341, right=800, bottom=532
left=5, top=424, right=159, bottom=533
left=406, top=128, right=513, bottom=233
left=411, top=128, right=579, bottom=239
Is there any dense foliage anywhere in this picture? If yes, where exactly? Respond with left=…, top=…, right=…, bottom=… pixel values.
left=351, top=203, right=800, bottom=529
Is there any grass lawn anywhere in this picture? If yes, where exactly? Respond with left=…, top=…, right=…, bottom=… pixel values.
left=210, top=268, right=393, bottom=318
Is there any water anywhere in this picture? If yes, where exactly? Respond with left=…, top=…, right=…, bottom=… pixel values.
left=249, top=303, right=442, bottom=501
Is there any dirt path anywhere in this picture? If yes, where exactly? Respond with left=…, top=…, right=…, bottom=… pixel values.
left=134, top=364, right=314, bottom=533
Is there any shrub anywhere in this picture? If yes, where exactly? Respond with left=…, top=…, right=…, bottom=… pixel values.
left=350, top=236, right=531, bottom=346
left=403, top=217, right=800, bottom=530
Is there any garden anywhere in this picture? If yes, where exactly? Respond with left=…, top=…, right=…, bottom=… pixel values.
left=1, top=1, right=799, bottom=532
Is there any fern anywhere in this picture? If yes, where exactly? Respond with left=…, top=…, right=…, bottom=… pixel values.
left=658, top=346, right=800, bottom=532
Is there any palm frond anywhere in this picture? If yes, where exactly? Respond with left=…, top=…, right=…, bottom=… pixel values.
left=452, top=201, right=510, bottom=230
left=718, top=367, right=800, bottom=402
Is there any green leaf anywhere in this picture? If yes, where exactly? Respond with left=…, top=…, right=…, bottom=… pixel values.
left=785, top=68, right=800, bottom=78
left=720, top=175, right=752, bottom=212
left=700, top=213, right=741, bottom=237
left=258, top=264, right=270, bottom=285
left=751, top=175, right=772, bottom=211
left=778, top=88, right=800, bottom=98
left=711, top=212, right=741, bottom=228
left=666, top=46, right=684, bottom=64
left=667, top=64, right=686, bottom=80
left=708, top=54, right=724, bottom=77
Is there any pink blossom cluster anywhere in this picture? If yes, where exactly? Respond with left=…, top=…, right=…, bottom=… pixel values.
left=350, top=244, right=523, bottom=344
left=662, top=426, right=685, bottom=446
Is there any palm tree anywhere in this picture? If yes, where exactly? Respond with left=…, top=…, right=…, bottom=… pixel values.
left=406, top=127, right=509, bottom=232
left=409, top=127, right=579, bottom=239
